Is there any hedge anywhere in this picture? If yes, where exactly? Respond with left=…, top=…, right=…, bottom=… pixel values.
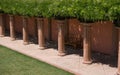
left=0, top=0, right=120, bottom=22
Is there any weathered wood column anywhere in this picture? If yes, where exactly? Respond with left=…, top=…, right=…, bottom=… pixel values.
left=37, top=18, right=45, bottom=50
left=9, top=15, right=15, bottom=41
left=0, top=14, right=5, bottom=37
left=23, top=17, right=29, bottom=45
left=83, top=23, right=92, bottom=64
left=117, top=27, right=120, bottom=75
left=57, top=20, right=65, bottom=56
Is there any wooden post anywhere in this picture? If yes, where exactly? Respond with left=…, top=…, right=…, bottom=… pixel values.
left=23, top=17, right=29, bottom=45
left=9, top=15, right=15, bottom=41
left=57, top=20, right=66, bottom=56
left=37, top=18, right=45, bottom=50
left=83, top=23, right=92, bottom=64
left=0, top=14, right=5, bottom=37
left=117, top=28, right=120, bottom=75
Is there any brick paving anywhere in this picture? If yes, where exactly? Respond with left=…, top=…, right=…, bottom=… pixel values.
left=0, top=36, right=117, bottom=75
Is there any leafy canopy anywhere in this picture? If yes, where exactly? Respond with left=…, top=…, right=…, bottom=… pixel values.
left=0, top=0, right=120, bottom=22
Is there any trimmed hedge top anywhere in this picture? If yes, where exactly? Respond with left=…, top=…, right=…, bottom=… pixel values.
left=0, top=0, right=120, bottom=22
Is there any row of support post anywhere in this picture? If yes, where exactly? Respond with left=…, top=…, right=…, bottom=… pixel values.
left=0, top=15, right=120, bottom=74
left=37, top=18, right=45, bottom=50
left=83, top=23, right=92, bottom=64
left=22, top=17, right=46, bottom=50
left=22, top=17, right=29, bottom=45
left=57, top=20, right=66, bottom=56
left=9, top=15, right=15, bottom=41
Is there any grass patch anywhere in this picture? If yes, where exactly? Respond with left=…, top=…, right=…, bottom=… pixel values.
left=0, top=46, right=73, bottom=75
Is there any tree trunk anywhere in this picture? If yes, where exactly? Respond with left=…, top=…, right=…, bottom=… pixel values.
left=37, top=18, right=45, bottom=50
left=83, top=23, right=92, bottom=64
left=23, top=17, right=29, bottom=45
left=57, top=20, right=65, bottom=56
left=9, top=15, right=15, bottom=41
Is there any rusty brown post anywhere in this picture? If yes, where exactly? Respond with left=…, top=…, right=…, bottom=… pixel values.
left=83, top=23, right=92, bottom=64
left=9, top=15, right=15, bottom=41
left=37, top=18, right=45, bottom=50
left=117, top=28, right=120, bottom=75
left=57, top=20, right=66, bottom=56
left=23, top=17, right=29, bottom=45
left=0, top=14, right=5, bottom=37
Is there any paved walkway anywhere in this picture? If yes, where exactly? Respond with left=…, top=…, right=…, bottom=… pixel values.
left=0, top=36, right=117, bottom=75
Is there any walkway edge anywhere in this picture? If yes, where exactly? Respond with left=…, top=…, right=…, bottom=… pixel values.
left=0, top=43, right=81, bottom=75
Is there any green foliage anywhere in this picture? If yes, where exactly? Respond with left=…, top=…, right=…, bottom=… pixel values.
left=0, top=0, right=5, bottom=13
left=48, top=0, right=75, bottom=19
left=0, top=0, right=120, bottom=22
left=34, top=0, right=52, bottom=17
left=77, top=0, right=106, bottom=22
left=15, top=0, right=36, bottom=16
left=0, top=0, right=51, bottom=17
left=108, top=2, right=120, bottom=20
left=48, top=0, right=115, bottom=21
left=107, top=0, right=120, bottom=26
